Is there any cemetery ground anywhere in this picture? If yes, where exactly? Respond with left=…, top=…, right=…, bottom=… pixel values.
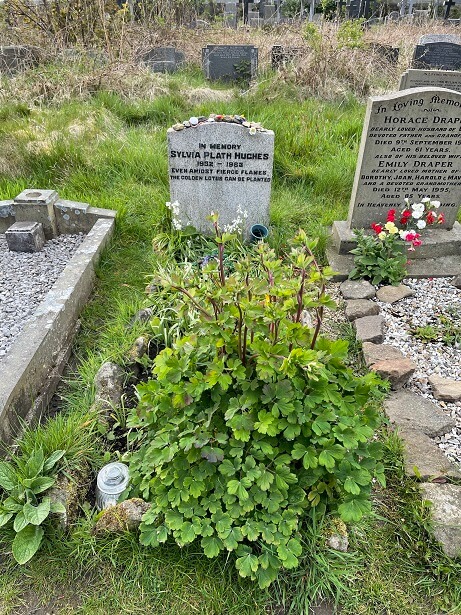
left=1, top=31, right=461, bottom=613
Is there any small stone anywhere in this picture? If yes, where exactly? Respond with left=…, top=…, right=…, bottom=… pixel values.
left=183, top=120, right=191, bottom=128
left=451, top=275, right=461, bottom=289
left=345, top=299, right=380, bottom=321
left=189, top=117, right=199, bottom=126
left=215, top=114, right=223, bottom=121
left=340, top=279, right=376, bottom=300
left=242, top=121, right=251, bottom=128
left=198, top=116, right=207, bottom=122
left=371, top=357, right=416, bottom=389
left=300, top=310, right=313, bottom=328
left=376, top=284, right=415, bottom=304
left=429, top=375, right=461, bottom=402
left=93, top=498, right=150, bottom=534
left=130, top=307, right=153, bottom=325
left=384, top=390, right=456, bottom=437
left=420, top=483, right=461, bottom=558
left=362, top=342, right=404, bottom=367
left=128, top=336, right=147, bottom=362
left=172, top=123, right=184, bottom=131
left=326, top=534, right=349, bottom=552
left=354, top=315, right=385, bottom=343
left=223, top=115, right=233, bottom=122
left=94, top=362, right=125, bottom=411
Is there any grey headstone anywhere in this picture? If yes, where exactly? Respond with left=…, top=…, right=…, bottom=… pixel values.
left=348, top=88, right=461, bottom=231
left=140, top=47, right=184, bottom=73
left=399, top=69, right=461, bottom=94
left=202, top=45, right=258, bottom=81
left=167, top=120, right=274, bottom=237
left=413, top=42, right=461, bottom=70
left=419, top=34, right=461, bottom=45
left=384, top=390, right=456, bottom=437
left=5, top=221, right=45, bottom=253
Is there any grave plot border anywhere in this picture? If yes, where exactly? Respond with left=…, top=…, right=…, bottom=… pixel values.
left=0, top=191, right=116, bottom=452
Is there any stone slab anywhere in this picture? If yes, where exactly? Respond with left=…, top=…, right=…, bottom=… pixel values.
left=332, top=220, right=461, bottom=259
left=327, top=245, right=461, bottom=281
left=354, top=315, right=385, bottom=343
left=398, top=428, right=461, bottom=480
left=140, top=47, right=185, bottom=73
left=376, top=284, right=415, bottom=304
left=167, top=121, right=273, bottom=237
left=384, top=390, right=456, bottom=437
left=413, top=42, right=461, bottom=70
left=347, top=88, right=461, bottom=231
left=202, top=45, right=258, bottom=81
left=362, top=342, right=404, bottom=367
left=0, top=216, right=115, bottom=452
left=345, top=299, right=380, bottom=321
left=399, top=69, right=461, bottom=94
left=429, top=375, right=461, bottom=402
left=339, top=279, right=376, bottom=300
left=13, top=189, right=59, bottom=239
left=420, top=483, right=461, bottom=558
left=371, top=358, right=416, bottom=389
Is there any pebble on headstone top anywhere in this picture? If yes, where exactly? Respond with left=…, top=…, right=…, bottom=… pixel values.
left=347, top=88, right=461, bottom=231
left=167, top=114, right=274, bottom=238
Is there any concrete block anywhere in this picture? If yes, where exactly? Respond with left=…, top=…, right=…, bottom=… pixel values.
left=5, top=221, right=45, bottom=252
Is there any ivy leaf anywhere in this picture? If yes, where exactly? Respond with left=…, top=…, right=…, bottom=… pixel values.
left=338, top=497, right=371, bottom=522
left=201, top=535, right=223, bottom=558
left=235, top=552, right=259, bottom=577
left=12, top=525, right=44, bottom=564
left=277, top=538, right=302, bottom=569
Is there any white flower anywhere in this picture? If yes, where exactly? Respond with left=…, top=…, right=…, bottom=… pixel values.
left=404, top=197, right=410, bottom=205
left=399, top=230, right=409, bottom=240
left=421, top=197, right=430, bottom=203
left=416, top=219, right=427, bottom=229
left=430, top=200, right=441, bottom=208
left=412, top=210, right=423, bottom=219
left=412, top=202, right=424, bottom=212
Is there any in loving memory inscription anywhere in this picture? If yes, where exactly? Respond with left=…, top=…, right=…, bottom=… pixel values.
left=349, top=88, right=461, bottom=230
left=168, top=121, right=274, bottom=236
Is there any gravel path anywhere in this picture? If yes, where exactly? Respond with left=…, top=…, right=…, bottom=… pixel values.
left=376, top=277, right=461, bottom=466
left=0, top=233, right=85, bottom=362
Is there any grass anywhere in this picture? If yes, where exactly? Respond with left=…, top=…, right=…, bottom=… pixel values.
left=1, top=53, right=461, bottom=614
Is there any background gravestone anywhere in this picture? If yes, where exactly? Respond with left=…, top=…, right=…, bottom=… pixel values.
left=400, top=69, right=461, bottom=93
left=328, top=88, right=461, bottom=277
left=140, top=47, right=185, bottom=73
left=167, top=118, right=274, bottom=236
left=202, top=45, right=258, bottom=81
left=419, top=34, right=461, bottom=45
left=412, top=42, right=461, bottom=70
left=0, top=46, right=38, bottom=75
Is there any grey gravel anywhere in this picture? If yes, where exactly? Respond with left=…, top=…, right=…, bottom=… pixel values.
left=0, top=232, right=85, bottom=363
left=376, top=277, right=461, bottom=467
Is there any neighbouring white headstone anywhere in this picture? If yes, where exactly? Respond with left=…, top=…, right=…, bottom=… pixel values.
left=399, top=69, right=461, bottom=93
left=167, top=117, right=274, bottom=236
left=348, top=88, right=461, bottom=230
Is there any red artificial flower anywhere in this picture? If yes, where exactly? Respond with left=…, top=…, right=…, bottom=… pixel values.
left=371, top=223, right=383, bottom=234
left=386, top=209, right=396, bottom=222
left=400, top=209, right=412, bottom=225
left=426, top=211, right=436, bottom=224
left=437, top=213, right=445, bottom=224
left=412, top=239, right=422, bottom=247
left=405, top=232, right=416, bottom=241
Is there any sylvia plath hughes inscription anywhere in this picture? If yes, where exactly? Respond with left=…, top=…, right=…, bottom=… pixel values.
left=348, top=88, right=461, bottom=230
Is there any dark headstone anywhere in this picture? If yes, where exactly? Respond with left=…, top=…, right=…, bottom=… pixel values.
left=140, top=47, right=185, bottom=73
left=271, top=45, right=305, bottom=70
left=413, top=42, right=461, bottom=70
left=202, top=45, right=258, bottom=81
left=370, top=43, right=400, bottom=64
left=0, top=46, right=38, bottom=76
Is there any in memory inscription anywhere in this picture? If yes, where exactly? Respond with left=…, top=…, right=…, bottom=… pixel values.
left=167, top=119, right=274, bottom=236
left=399, top=69, right=461, bottom=93
left=348, top=88, right=461, bottom=230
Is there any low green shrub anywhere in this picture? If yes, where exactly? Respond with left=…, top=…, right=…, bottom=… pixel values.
left=349, top=229, right=407, bottom=286
left=126, top=223, right=384, bottom=588
left=0, top=448, right=66, bottom=564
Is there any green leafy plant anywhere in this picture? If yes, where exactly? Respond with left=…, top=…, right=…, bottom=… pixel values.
left=127, top=222, right=384, bottom=588
left=410, top=324, right=438, bottom=343
left=349, top=229, right=407, bottom=286
left=0, top=448, right=66, bottom=564
left=336, top=19, right=366, bottom=49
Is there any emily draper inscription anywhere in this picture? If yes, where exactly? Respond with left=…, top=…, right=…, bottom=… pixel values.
left=349, top=88, right=461, bottom=230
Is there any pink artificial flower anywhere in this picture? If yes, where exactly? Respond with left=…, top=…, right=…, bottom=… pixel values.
left=412, top=239, right=422, bottom=247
